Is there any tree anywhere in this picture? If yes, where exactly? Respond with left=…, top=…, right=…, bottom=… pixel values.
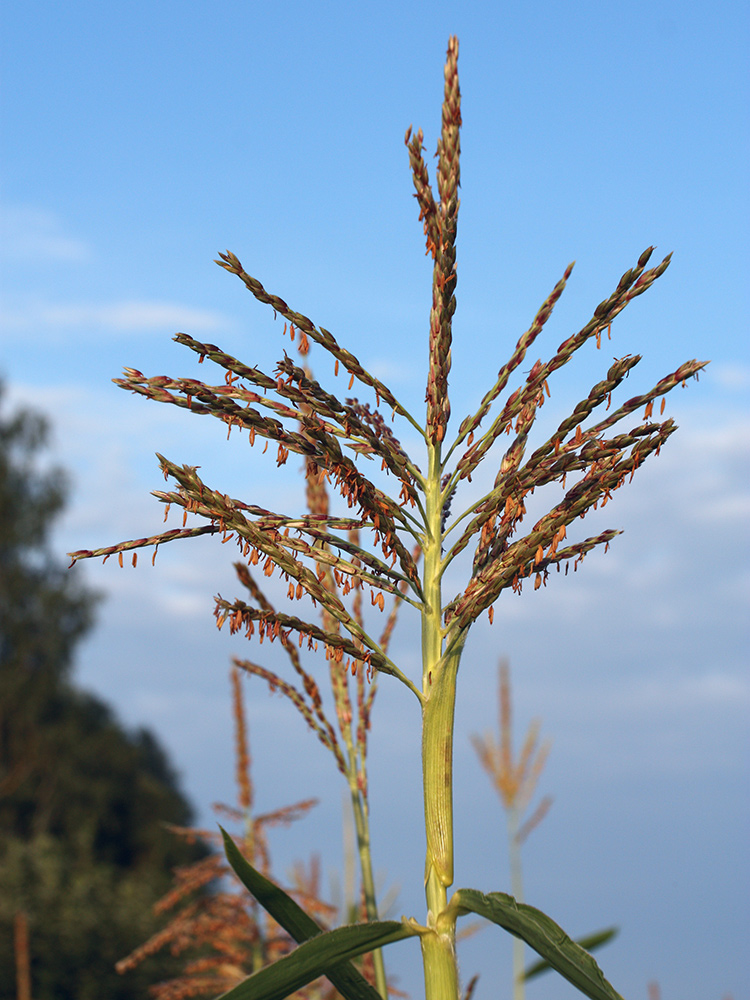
left=0, top=384, right=206, bottom=999
left=0, top=388, right=95, bottom=818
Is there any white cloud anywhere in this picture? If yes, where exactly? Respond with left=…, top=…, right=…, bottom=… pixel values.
left=0, top=204, right=90, bottom=262
left=2, top=299, right=227, bottom=334
left=607, top=671, right=750, bottom=714
left=678, top=417, right=750, bottom=455
left=366, top=356, right=419, bottom=387
left=0, top=202, right=229, bottom=337
left=709, top=362, right=750, bottom=391
left=689, top=490, right=750, bottom=523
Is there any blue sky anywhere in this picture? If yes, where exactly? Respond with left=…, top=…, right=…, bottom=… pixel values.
left=1, top=2, right=748, bottom=997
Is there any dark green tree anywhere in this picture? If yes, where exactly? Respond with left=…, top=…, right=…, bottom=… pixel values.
left=0, top=384, right=206, bottom=999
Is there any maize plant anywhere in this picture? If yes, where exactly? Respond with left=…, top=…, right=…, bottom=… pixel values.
left=115, top=664, right=336, bottom=999
left=69, top=36, right=706, bottom=1000
left=471, top=660, right=553, bottom=999
left=471, top=661, right=618, bottom=998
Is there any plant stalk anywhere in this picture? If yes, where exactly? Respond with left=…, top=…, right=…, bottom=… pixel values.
left=507, top=805, right=525, bottom=1000
left=348, top=776, right=388, bottom=997
left=419, top=443, right=465, bottom=999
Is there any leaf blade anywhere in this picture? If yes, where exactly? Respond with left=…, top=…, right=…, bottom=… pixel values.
left=450, top=889, right=624, bottom=1000
left=215, top=920, right=416, bottom=1000
left=524, top=926, right=619, bottom=981
left=220, top=828, right=399, bottom=1000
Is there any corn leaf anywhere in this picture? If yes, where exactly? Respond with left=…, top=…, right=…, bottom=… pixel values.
left=215, top=919, right=416, bottom=1000
left=220, top=828, right=410, bottom=1000
left=524, top=926, right=619, bottom=981
left=450, top=889, right=624, bottom=1000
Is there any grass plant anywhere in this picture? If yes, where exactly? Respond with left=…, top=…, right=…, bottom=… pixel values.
left=471, top=661, right=618, bottom=996
left=223, top=343, right=411, bottom=998
left=70, top=36, right=706, bottom=1000
left=471, top=660, right=552, bottom=998
left=116, top=664, right=337, bottom=999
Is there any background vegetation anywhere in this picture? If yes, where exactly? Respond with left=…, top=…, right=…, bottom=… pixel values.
left=0, top=387, right=206, bottom=999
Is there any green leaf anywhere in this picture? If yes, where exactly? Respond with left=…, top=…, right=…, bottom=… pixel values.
left=221, top=827, right=321, bottom=941
left=524, top=927, right=619, bottom=980
left=220, top=827, right=406, bottom=1000
left=449, top=889, right=625, bottom=1000
left=215, top=920, right=417, bottom=1000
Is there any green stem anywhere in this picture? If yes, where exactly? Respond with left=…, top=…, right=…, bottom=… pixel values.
left=419, top=442, right=466, bottom=1000
left=508, top=806, right=525, bottom=1000
left=242, top=815, right=266, bottom=975
left=348, top=775, right=388, bottom=998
